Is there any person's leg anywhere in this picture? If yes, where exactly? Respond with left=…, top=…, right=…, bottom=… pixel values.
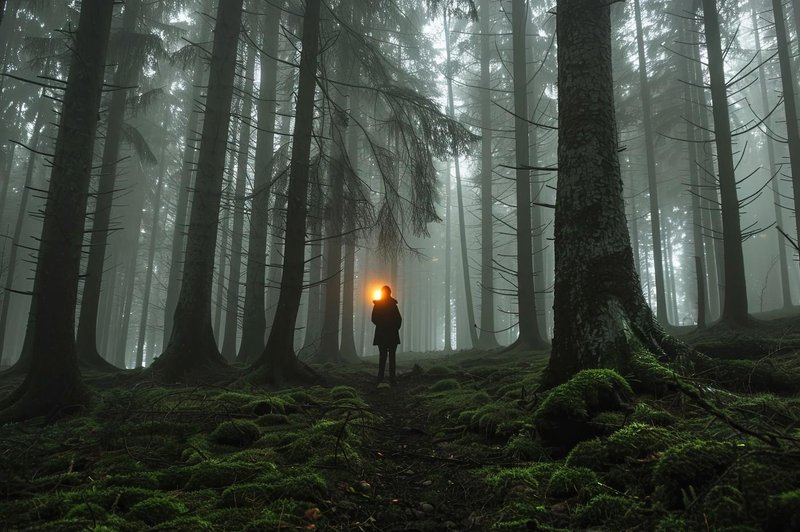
left=389, top=345, right=397, bottom=385
left=377, top=346, right=388, bottom=383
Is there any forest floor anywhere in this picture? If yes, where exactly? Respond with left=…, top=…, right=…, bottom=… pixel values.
left=1, top=331, right=800, bottom=530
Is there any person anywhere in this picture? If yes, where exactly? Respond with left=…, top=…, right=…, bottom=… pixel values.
left=372, top=285, right=402, bottom=385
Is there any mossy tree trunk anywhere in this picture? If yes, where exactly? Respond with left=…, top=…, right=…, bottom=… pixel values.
left=0, top=0, right=114, bottom=421
left=251, top=0, right=322, bottom=384
left=150, top=0, right=243, bottom=381
left=546, top=0, right=680, bottom=385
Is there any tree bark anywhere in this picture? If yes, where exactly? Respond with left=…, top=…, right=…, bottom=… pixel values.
left=238, top=3, right=283, bottom=363
left=444, top=11, right=478, bottom=350
left=251, top=0, right=322, bottom=384
left=511, top=0, right=547, bottom=349
left=135, top=144, right=166, bottom=368
left=0, top=0, right=114, bottom=421
left=546, top=0, right=676, bottom=384
left=633, top=0, right=669, bottom=324
left=75, top=0, right=142, bottom=371
left=700, top=0, right=749, bottom=325
left=163, top=0, right=214, bottom=346
left=221, top=44, right=255, bottom=361
left=477, top=0, right=498, bottom=348
left=150, top=0, right=243, bottom=381
left=444, top=161, right=453, bottom=351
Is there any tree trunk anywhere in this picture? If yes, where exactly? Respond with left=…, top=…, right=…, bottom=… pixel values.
left=222, top=45, right=255, bottom=361
left=251, top=0, right=322, bottom=384
left=444, top=161, right=453, bottom=352
left=511, top=0, right=547, bottom=349
left=0, top=102, right=44, bottom=364
left=238, top=3, right=283, bottom=362
left=75, top=0, right=142, bottom=371
left=150, top=0, right=243, bottom=381
left=701, top=0, right=749, bottom=325
left=752, top=3, right=792, bottom=309
left=477, top=0, right=498, bottom=348
left=163, top=0, right=214, bottom=346
left=0, top=0, right=114, bottom=421
left=546, top=0, right=676, bottom=384
left=771, top=0, right=800, bottom=275
left=135, top=147, right=166, bottom=368
left=633, top=0, right=669, bottom=324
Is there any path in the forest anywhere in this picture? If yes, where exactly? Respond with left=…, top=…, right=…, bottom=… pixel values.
left=323, top=371, right=489, bottom=530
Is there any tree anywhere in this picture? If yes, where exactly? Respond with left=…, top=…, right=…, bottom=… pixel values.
left=699, top=0, right=749, bottom=325
left=250, top=0, right=323, bottom=384
left=511, top=0, right=547, bottom=350
left=150, top=0, right=244, bottom=381
left=477, top=0, right=499, bottom=348
left=0, top=0, right=115, bottom=421
left=238, top=2, right=284, bottom=363
left=546, top=0, right=679, bottom=383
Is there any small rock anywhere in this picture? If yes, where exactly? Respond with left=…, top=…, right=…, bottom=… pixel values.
left=420, top=480, right=432, bottom=486
left=420, top=502, right=434, bottom=513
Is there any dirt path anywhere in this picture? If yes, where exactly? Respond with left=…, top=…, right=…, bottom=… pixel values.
left=323, top=373, right=488, bottom=530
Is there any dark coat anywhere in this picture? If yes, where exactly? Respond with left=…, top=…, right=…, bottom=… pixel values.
left=371, top=297, right=402, bottom=346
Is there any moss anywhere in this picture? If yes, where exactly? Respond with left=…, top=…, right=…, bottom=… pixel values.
left=127, top=496, right=187, bottom=526
left=631, top=402, right=676, bottom=426
left=565, top=438, right=607, bottom=469
left=256, top=413, right=291, bottom=426
left=534, top=369, right=633, bottom=447
left=503, top=433, right=546, bottom=461
left=467, top=402, right=525, bottom=439
left=429, top=378, right=460, bottom=392
left=768, top=490, right=800, bottom=531
left=488, top=501, right=549, bottom=530
left=226, top=448, right=278, bottom=464
left=703, top=484, right=746, bottom=528
left=426, top=365, right=454, bottom=376
left=485, top=462, right=559, bottom=494
left=214, top=392, right=259, bottom=408
left=208, top=419, right=261, bottom=446
left=244, top=396, right=289, bottom=415
left=576, top=494, right=638, bottom=527
left=195, top=507, right=261, bottom=530
left=605, top=422, right=678, bottom=460
left=654, top=514, right=688, bottom=532
left=330, top=385, right=359, bottom=400
left=102, top=471, right=159, bottom=490
left=64, top=502, right=108, bottom=521
left=152, top=516, right=214, bottom=531
left=283, top=420, right=361, bottom=466
left=184, top=460, right=263, bottom=490
left=652, top=439, right=738, bottom=509
left=547, top=466, right=600, bottom=499
left=157, top=465, right=193, bottom=490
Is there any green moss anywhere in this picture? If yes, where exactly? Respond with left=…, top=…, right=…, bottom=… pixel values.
left=605, top=422, right=678, bottom=460
left=503, top=433, right=546, bottom=461
left=488, top=501, right=549, bottom=530
left=127, top=496, right=187, bottom=526
left=214, top=392, right=259, bottom=408
left=547, top=466, right=600, bottom=499
left=769, top=490, right=800, bottom=531
left=534, top=369, right=633, bottom=447
left=631, top=402, right=676, bottom=426
left=208, top=419, right=261, bottom=446
left=468, top=402, right=525, bottom=439
left=221, top=469, right=325, bottom=507
left=330, top=385, right=359, bottom=400
left=184, top=460, right=263, bottom=490
left=426, top=365, right=454, bottom=376
left=102, top=471, right=159, bottom=490
left=152, top=515, right=214, bottom=531
left=157, top=465, right=192, bottom=490
left=566, top=438, right=607, bottom=469
left=244, top=396, right=290, bottom=416
left=64, top=502, right=108, bottom=521
left=485, top=463, right=558, bottom=494
left=429, top=378, right=461, bottom=392
left=283, top=420, right=361, bottom=465
left=257, top=413, right=291, bottom=426
left=576, top=494, right=638, bottom=527
left=652, top=439, right=738, bottom=509
left=654, top=514, right=688, bottom=532
left=703, top=484, right=746, bottom=528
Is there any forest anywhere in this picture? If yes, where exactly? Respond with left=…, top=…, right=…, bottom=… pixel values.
left=1, top=0, right=800, bottom=529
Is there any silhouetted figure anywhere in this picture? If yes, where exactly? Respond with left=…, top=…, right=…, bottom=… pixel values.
left=372, top=285, right=402, bottom=385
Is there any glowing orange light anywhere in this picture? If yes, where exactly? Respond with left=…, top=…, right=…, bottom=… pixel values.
left=372, top=288, right=383, bottom=301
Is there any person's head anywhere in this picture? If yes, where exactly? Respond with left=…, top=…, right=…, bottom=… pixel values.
left=381, top=285, right=392, bottom=299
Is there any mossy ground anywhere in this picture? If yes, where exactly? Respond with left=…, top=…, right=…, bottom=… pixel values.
left=1, top=341, right=799, bottom=530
